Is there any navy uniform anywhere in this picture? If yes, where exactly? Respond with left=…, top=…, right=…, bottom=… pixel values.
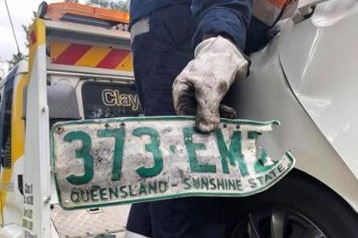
left=126, top=0, right=297, bottom=237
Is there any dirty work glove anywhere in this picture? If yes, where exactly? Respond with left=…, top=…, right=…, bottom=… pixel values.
left=172, top=36, right=249, bottom=133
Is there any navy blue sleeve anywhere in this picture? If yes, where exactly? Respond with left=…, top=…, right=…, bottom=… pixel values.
left=191, top=0, right=252, bottom=50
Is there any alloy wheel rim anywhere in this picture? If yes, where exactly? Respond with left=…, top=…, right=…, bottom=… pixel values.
left=231, top=205, right=327, bottom=238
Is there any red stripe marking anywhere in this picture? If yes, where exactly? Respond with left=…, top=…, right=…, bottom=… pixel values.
left=268, top=0, right=287, bottom=8
left=53, top=44, right=91, bottom=65
left=96, top=49, right=129, bottom=69
left=30, top=31, right=37, bottom=45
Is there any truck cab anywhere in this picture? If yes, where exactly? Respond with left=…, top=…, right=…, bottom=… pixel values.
left=0, top=2, right=140, bottom=237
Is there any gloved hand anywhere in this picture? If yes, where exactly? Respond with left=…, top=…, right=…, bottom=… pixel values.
left=172, top=36, right=249, bottom=133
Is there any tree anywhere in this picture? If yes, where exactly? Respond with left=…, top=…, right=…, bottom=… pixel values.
left=6, top=12, right=36, bottom=70
left=86, top=0, right=129, bottom=12
left=6, top=52, right=26, bottom=70
left=6, top=1, right=129, bottom=69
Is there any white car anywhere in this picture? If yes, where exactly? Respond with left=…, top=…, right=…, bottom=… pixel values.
left=224, top=0, right=358, bottom=237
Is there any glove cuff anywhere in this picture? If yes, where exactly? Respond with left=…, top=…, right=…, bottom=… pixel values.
left=194, top=36, right=249, bottom=81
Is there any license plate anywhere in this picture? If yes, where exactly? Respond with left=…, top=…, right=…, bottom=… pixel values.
left=51, top=116, right=295, bottom=210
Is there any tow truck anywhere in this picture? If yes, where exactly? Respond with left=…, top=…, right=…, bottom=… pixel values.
left=0, top=2, right=141, bottom=237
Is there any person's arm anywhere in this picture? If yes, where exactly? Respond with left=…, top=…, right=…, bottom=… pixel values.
left=191, top=0, right=252, bottom=50
left=173, top=1, right=252, bottom=133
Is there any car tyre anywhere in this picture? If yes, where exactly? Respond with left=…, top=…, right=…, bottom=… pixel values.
left=226, top=170, right=358, bottom=238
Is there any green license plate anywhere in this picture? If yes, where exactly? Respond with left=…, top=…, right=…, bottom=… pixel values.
left=51, top=116, right=295, bottom=210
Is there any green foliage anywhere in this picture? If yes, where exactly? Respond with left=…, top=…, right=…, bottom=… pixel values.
left=6, top=11, right=36, bottom=69
left=86, top=0, right=129, bottom=12
left=7, top=1, right=130, bottom=69
left=6, top=52, right=26, bottom=70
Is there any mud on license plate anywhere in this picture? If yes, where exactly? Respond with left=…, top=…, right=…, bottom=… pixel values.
left=51, top=116, right=295, bottom=210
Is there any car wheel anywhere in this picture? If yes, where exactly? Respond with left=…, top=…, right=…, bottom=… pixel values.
left=227, top=170, right=358, bottom=238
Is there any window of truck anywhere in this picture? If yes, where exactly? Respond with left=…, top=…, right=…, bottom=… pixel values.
left=81, top=81, right=142, bottom=119
left=0, top=88, right=13, bottom=169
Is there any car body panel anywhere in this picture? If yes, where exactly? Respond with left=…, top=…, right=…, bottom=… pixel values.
left=279, top=1, right=358, bottom=179
left=228, top=2, right=358, bottom=211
